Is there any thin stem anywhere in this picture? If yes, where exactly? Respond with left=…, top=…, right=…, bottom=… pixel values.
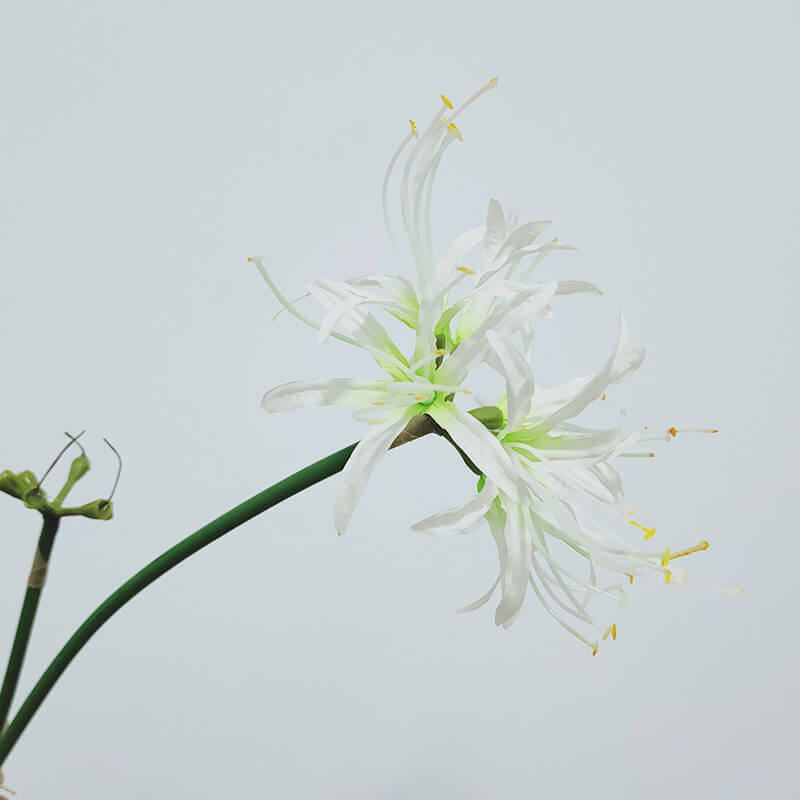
left=0, top=514, right=60, bottom=731
left=0, top=441, right=358, bottom=766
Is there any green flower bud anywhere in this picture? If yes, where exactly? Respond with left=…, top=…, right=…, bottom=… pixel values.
left=468, top=405, right=505, bottom=432
left=75, top=498, right=113, bottom=520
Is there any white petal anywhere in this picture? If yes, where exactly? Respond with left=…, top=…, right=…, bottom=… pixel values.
left=483, top=198, right=507, bottom=264
left=457, top=574, right=501, bottom=613
left=427, top=404, right=529, bottom=502
left=334, top=408, right=417, bottom=534
left=431, top=226, right=485, bottom=297
left=438, top=282, right=558, bottom=386
left=486, top=331, right=535, bottom=430
left=494, top=502, right=531, bottom=627
left=262, top=378, right=398, bottom=412
left=523, top=316, right=640, bottom=435
left=554, top=280, right=603, bottom=296
left=610, top=316, right=645, bottom=384
left=498, top=220, right=551, bottom=256
left=411, top=480, right=498, bottom=535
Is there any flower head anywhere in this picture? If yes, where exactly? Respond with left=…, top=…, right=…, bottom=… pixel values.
left=255, top=80, right=594, bottom=533
left=414, top=319, right=719, bottom=652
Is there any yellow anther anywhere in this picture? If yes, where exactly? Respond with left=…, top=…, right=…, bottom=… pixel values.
left=461, top=388, right=472, bottom=395
left=601, top=393, right=607, bottom=401
left=414, top=394, right=427, bottom=401
left=409, top=119, right=418, bottom=137
left=611, top=623, right=617, bottom=640
left=489, top=77, right=499, bottom=87
left=668, top=426, right=718, bottom=437
left=447, top=122, right=464, bottom=141
left=630, top=520, right=656, bottom=539
left=661, top=548, right=671, bottom=567
left=434, top=348, right=445, bottom=356
left=669, top=540, right=710, bottom=560
left=441, top=94, right=454, bottom=109
left=592, top=644, right=598, bottom=656
left=628, top=574, right=634, bottom=584
left=370, top=401, right=386, bottom=406
left=664, top=569, right=672, bottom=584
left=456, top=265, right=475, bottom=274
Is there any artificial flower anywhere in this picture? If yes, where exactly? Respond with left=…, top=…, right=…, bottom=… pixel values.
left=255, top=79, right=597, bottom=533
left=413, top=320, right=717, bottom=652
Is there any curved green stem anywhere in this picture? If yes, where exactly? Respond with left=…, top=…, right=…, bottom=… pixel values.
left=0, top=441, right=358, bottom=766
left=0, top=514, right=60, bottom=731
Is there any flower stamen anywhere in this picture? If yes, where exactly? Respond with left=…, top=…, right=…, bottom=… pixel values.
left=447, top=122, right=464, bottom=142
left=630, top=519, right=656, bottom=539
left=667, top=426, right=719, bottom=438
left=669, top=540, right=710, bottom=560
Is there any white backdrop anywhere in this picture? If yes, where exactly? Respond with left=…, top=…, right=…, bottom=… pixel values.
left=1, top=1, right=796, bottom=797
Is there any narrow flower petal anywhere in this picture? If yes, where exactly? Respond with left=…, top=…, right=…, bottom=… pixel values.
left=411, top=480, right=498, bottom=535
left=494, top=501, right=531, bottom=627
left=457, top=574, right=501, bottom=613
left=482, top=198, right=508, bottom=265
left=427, top=403, right=529, bottom=502
left=262, top=378, right=418, bottom=413
left=334, top=408, right=417, bottom=534
left=554, top=280, right=603, bottom=296
left=486, top=331, right=535, bottom=430
left=438, top=282, right=559, bottom=386
left=523, top=315, right=642, bottom=436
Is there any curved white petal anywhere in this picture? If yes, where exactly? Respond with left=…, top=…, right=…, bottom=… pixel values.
left=411, top=480, right=498, bottom=535
left=610, top=316, right=645, bottom=384
left=482, top=198, right=507, bottom=265
left=262, top=378, right=404, bottom=412
left=523, top=316, right=642, bottom=435
left=334, top=408, right=417, bottom=534
left=486, top=331, right=535, bottom=430
left=554, top=280, right=603, bottom=296
left=431, top=226, right=485, bottom=297
left=438, top=282, right=558, bottom=386
left=494, top=501, right=531, bottom=627
left=427, top=403, right=529, bottom=502
left=457, top=574, right=501, bottom=614
left=498, top=220, right=551, bottom=257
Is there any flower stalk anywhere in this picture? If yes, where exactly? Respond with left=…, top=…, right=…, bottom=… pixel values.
left=0, top=513, right=60, bottom=732
left=0, top=441, right=360, bottom=766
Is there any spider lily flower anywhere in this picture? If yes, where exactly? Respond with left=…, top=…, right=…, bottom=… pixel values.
left=412, top=319, right=716, bottom=653
left=257, top=79, right=600, bottom=383
left=255, top=79, right=598, bottom=534
left=258, top=281, right=557, bottom=534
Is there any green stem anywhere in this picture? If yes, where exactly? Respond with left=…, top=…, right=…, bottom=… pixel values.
left=0, top=441, right=358, bottom=766
left=0, top=514, right=60, bottom=732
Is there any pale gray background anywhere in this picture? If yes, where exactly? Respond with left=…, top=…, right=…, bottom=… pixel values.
left=0, top=1, right=796, bottom=797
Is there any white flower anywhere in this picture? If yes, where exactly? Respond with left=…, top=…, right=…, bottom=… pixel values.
left=254, top=79, right=596, bottom=534
left=413, top=320, right=719, bottom=653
